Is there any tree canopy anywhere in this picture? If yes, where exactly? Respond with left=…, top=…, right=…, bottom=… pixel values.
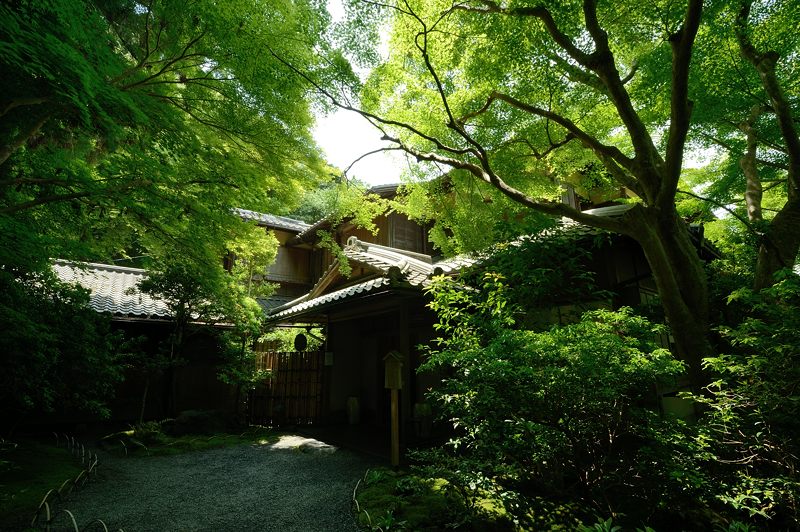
left=310, top=0, right=800, bottom=391
left=0, top=0, right=335, bottom=274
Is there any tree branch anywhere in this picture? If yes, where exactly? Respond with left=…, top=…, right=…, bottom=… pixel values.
left=676, top=188, right=752, bottom=229
left=267, top=46, right=475, bottom=157
left=342, top=147, right=405, bottom=178
left=381, top=131, right=630, bottom=234
left=0, top=112, right=50, bottom=167
left=699, top=132, right=788, bottom=171
left=661, top=0, right=703, bottom=208
left=0, top=97, right=49, bottom=119
left=464, top=91, right=642, bottom=195
left=120, top=32, right=207, bottom=91
left=736, top=0, right=800, bottom=203
left=450, top=1, right=591, bottom=65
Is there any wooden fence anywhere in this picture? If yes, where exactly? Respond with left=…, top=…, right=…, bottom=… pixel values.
left=248, top=348, right=324, bottom=426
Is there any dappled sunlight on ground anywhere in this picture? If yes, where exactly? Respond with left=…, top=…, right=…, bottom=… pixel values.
left=254, top=434, right=338, bottom=454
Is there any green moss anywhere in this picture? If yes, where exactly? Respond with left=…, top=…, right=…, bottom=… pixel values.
left=102, top=426, right=279, bottom=457
left=0, top=439, right=84, bottom=527
left=354, top=468, right=515, bottom=531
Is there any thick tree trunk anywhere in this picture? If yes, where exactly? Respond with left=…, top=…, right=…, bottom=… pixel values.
left=754, top=199, right=800, bottom=290
left=626, top=205, right=712, bottom=391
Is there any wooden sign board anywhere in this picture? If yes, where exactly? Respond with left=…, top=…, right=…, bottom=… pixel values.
left=383, top=351, right=403, bottom=390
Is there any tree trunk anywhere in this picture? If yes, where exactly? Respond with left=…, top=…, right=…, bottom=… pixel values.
left=626, top=205, right=712, bottom=391
left=754, top=198, right=800, bottom=290
left=739, top=106, right=764, bottom=222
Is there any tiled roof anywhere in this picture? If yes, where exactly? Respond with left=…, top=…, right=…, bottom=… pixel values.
left=53, top=261, right=171, bottom=319
left=234, top=208, right=311, bottom=233
left=432, top=255, right=478, bottom=274
left=256, top=295, right=295, bottom=312
left=269, top=277, right=391, bottom=320
left=367, top=183, right=400, bottom=197
left=342, top=237, right=433, bottom=287
left=293, top=215, right=331, bottom=242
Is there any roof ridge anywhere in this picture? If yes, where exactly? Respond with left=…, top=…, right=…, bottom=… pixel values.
left=234, top=208, right=312, bottom=231
left=53, top=259, right=148, bottom=274
left=345, top=237, right=434, bottom=266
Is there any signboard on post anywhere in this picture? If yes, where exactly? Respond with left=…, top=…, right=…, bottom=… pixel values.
left=384, top=351, right=403, bottom=390
left=383, top=351, right=404, bottom=467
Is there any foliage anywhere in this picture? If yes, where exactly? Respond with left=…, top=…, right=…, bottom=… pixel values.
left=323, top=0, right=800, bottom=394
left=0, top=0, right=333, bottom=279
left=0, top=267, right=124, bottom=424
left=419, top=263, right=688, bottom=527
left=392, top=173, right=556, bottom=256
left=258, top=327, right=325, bottom=353
left=454, top=226, right=613, bottom=323
left=336, top=0, right=800, bottom=287
left=686, top=270, right=800, bottom=527
left=0, top=0, right=334, bottom=426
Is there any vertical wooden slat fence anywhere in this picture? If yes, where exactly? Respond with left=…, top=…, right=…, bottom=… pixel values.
left=249, top=346, right=324, bottom=426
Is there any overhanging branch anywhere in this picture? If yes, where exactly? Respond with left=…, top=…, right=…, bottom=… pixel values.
left=381, top=131, right=630, bottom=234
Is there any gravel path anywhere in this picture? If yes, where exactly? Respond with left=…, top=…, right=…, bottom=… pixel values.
left=60, top=435, right=377, bottom=532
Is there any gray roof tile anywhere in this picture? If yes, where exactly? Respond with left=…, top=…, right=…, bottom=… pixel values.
left=265, top=206, right=638, bottom=321
left=269, top=277, right=390, bottom=320
left=342, top=237, right=434, bottom=287
left=53, top=261, right=171, bottom=319
left=235, top=208, right=311, bottom=233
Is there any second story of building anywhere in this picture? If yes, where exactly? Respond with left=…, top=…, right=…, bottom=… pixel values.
left=238, top=184, right=434, bottom=305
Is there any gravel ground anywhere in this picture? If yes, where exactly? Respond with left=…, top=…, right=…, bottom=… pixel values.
left=57, top=435, right=377, bottom=532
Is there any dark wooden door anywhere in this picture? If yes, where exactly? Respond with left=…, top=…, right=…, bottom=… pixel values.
left=249, top=349, right=324, bottom=426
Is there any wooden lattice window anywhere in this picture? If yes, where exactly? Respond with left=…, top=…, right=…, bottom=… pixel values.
left=392, top=216, right=424, bottom=253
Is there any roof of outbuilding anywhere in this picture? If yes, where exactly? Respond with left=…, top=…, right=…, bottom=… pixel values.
left=234, top=208, right=311, bottom=233
left=291, top=184, right=402, bottom=243
left=293, top=215, right=331, bottom=242
left=367, top=183, right=400, bottom=197
left=256, top=295, right=295, bottom=313
left=53, top=261, right=171, bottom=319
left=269, top=277, right=391, bottom=321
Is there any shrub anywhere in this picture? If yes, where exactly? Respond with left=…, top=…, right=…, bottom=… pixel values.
left=687, top=271, right=800, bottom=527
left=419, top=271, right=689, bottom=527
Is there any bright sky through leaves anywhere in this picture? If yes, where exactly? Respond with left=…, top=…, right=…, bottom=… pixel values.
left=313, top=108, right=405, bottom=186
left=313, top=0, right=403, bottom=186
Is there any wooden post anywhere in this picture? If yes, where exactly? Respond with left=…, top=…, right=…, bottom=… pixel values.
left=384, top=351, right=403, bottom=467
left=390, top=388, right=400, bottom=467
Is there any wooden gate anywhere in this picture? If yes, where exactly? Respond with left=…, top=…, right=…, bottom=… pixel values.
left=248, top=348, right=324, bottom=426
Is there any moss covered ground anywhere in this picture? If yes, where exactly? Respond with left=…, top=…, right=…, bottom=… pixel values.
left=101, top=424, right=278, bottom=456
left=0, top=439, right=84, bottom=527
left=353, top=467, right=515, bottom=531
